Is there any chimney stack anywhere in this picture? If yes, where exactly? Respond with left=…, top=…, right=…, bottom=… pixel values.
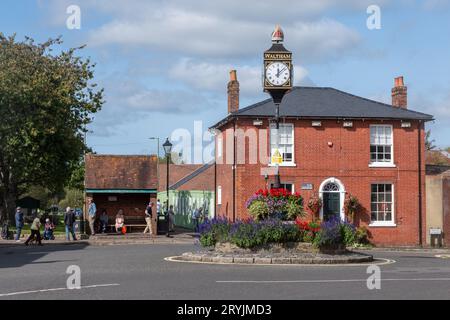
left=391, top=76, right=407, bottom=108
left=227, top=70, right=239, bottom=114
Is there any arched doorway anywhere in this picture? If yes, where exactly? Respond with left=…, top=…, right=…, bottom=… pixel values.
left=319, top=178, right=345, bottom=221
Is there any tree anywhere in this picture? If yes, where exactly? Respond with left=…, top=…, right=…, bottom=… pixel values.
left=0, top=34, right=103, bottom=222
left=425, top=130, right=436, bottom=151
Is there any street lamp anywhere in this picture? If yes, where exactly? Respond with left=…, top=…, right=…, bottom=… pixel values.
left=149, top=137, right=160, bottom=159
left=162, top=137, right=173, bottom=238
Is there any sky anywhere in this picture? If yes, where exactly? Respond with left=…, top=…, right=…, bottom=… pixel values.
left=1, top=0, right=449, bottom=163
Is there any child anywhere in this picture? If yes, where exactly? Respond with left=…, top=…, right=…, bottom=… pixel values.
left=43, top=218, right=55, bottom=240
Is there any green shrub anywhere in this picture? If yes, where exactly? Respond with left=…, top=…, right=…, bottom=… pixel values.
left=285, top=200, right=305, bottom=220
left=355, top=226, right=370, bottom=244
left=199, top=232, right=216, bottom=247
left=341, top=223, right=356, bottom=246
left=303, top=231, right=315, bottom=243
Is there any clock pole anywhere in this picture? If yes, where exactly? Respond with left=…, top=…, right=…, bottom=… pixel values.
left=263, top=25, right=293, bottom=190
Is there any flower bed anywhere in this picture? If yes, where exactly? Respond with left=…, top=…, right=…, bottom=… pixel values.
left=199, top=215, right=369, bottom=253
left=198, top=188, right=369, bottom=254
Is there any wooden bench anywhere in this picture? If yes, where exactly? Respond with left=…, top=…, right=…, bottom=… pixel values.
left=108, top=216, right=147, bottom=233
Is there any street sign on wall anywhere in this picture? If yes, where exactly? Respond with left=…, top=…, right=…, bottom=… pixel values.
left=271, top=149, right=282, bottom=164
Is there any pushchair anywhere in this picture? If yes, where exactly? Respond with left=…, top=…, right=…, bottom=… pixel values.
left=1, top=221, right=10, bottom=240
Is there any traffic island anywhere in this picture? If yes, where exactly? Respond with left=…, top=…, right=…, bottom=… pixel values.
left=170, top=241, right=373, bottom=265
left=170, top=250, right=373, bottom=265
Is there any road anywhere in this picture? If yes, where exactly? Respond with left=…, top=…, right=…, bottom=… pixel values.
left=0, top=243, right=449, bottom=300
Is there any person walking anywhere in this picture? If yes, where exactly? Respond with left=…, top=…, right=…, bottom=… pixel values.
left=156, top=199, right=161, bottom=216
left=191, top=207, right=202, bottom=233
left=143, top=201, right=153, bottom=235
left=64, top=207, right=77, bottom=241
left=168, top=205, right=175, bottom=232
left=14, top=207, right=24, bottom=242
left=24, top=214, right=42, bottom=246
left=88, top=198, right=97, bottom=235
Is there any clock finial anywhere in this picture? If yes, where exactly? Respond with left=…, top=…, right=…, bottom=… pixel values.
left=271, top=25, right=284, bottom=43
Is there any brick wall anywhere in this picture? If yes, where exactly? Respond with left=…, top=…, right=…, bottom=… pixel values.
left=444, top=178, right=450, bottom=246
left=216, top=118, right=426, bottom=246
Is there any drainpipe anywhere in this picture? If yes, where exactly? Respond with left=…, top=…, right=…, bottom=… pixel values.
left=233, top=119, right=237, bottom=222
left=418, top=120, right=423, bottom=246
left=214, top=160, right=217, bottom=218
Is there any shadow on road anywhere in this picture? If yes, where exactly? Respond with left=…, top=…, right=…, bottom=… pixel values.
left=0, top=243, right=89, bottom=269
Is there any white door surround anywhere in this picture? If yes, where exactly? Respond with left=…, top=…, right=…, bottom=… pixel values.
left=319, top=177, right=346, bottom=221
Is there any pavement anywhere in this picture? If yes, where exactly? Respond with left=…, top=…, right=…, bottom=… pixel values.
left=0, top=230, right=198, bottom=247
left=1, top=243, right=450, bottom=300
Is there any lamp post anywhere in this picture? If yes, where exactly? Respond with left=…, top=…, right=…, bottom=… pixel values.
left=149, top=137, right=160, bottom=159
left=162, top=138, right=173, bottom=238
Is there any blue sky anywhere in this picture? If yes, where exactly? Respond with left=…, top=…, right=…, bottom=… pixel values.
left=1, top=0, right=449, bottom=161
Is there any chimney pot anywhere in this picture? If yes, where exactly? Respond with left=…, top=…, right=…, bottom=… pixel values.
left=230, top=70, right=237, bottom=81
left=394, top=76, right=404, bottom=87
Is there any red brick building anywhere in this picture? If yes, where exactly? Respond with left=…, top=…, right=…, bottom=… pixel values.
left=211, top=72, right=433, bottom=246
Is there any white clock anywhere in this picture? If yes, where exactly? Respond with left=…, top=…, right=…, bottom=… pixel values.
left=265, top=62, right=290, bottom=86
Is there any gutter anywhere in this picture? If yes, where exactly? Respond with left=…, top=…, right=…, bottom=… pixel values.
left=418, top=120, right=423, bottom=246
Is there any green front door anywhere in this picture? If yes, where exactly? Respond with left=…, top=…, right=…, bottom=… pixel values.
left=323, top=192, right=340, bottom=221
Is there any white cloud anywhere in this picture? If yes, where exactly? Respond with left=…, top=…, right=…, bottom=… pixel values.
left=169, top=58, right=309, bottom=95
left=85, top=1, right=362, bottom=62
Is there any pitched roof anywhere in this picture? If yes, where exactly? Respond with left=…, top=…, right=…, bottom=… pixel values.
left=85, top=154, right=158, bottom=190
left=158, top=164, right=203, bottom=191
left=211, top=86, right=433, bottom=129
left=169, top=162, right=214, bottom=190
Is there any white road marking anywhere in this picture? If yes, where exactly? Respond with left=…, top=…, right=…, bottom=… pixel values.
left=216, top=278, right=450, bottom=283
left=435, top=255, right=450, bottom=259
left=0, top=283, right=120, bottom=297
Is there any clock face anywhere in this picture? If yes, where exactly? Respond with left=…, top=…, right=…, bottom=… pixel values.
left=265, top=62, right=290, bottom=86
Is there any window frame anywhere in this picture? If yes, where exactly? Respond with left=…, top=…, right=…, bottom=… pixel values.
left=369, top=124, right=395, bottom=168
left=217, top=186, right=222, bottom=206
left=270, top=183, right=294, bottom=194
left=269, top=122, right=296, bottom=167
left=369, top=183, right=396, bottom=227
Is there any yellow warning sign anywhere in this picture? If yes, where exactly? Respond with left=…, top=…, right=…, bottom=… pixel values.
left=271, top=149, right=283, bottom=164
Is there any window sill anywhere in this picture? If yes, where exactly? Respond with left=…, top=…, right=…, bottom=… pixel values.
left=269, top=163, right=297, bottom=167
left=368, top=163, right=396, bottom=168
left=369, top=222, right=397, bottom=227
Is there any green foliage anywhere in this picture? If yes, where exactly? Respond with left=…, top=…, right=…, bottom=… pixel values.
left=67, top=158, right=85, bottom=191
left=58, top=188, right=84, bottom=210
left=247, top=200, right=269, bottom=221
left=229, top=222, right=302, bottom=249
left=355, top=226, right=370, bottom=244
left=199, top=218, right=302, bottom=249
left=0, top=34, right=103, bottom=222
left=341, top=223, right=356, bottom=246
left=425, top=130, right=436, bottom=151
left=285, top=197, right=306, bottom=220
left=199, top=232, right=216, bottom=247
